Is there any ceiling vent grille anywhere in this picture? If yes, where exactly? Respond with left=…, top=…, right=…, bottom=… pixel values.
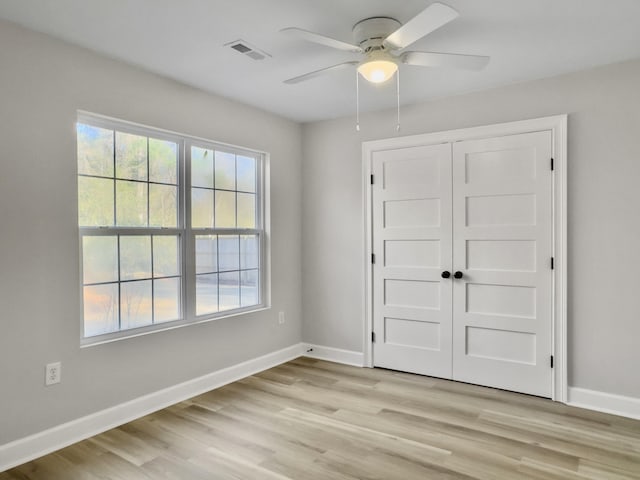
left=225, top=39, right=271, bottom=61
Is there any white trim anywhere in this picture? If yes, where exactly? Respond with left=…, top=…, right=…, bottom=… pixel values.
left=363, top=144, right=374, bottom=369
left=362, top=114, right=568, bottom=401
left=0, top=343, right=305, bottom=472
left=303, top=344, right=365, bottom=367
left=568, top=387, right=640, bottom=420
left=552, top=116, right=569, bottom=402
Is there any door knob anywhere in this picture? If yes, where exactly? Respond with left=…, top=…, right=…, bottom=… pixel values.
left=454, top=271, right=464, bottom=279
left=441, top=271, right=451, bottom=279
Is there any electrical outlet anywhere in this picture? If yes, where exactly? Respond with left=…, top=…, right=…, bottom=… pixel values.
left=45, top=362, right=61, bottom=386
left=278, top=311, right=285, bottom=325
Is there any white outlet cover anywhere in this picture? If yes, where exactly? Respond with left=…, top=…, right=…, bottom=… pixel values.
left=278, top=311, right=285, bottom=324
left=45, top=362, right=61, bottom=386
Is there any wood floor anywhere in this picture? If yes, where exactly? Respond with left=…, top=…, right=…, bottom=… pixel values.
left=3, top=358, right=640, bottom=479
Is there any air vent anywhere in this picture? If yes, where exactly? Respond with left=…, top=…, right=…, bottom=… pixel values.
left=225, top=39, right=271, bottom=61
left=231, top=43, right=252, bottom=54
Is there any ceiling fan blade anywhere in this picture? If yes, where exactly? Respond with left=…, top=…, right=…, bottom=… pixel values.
left=402, top=51, right=490, bottom=71
left=383, top=2, right=459, bottom=50
left=283, top=61, right=359, bottom=84
left=280, top=27, right=363, bottom=53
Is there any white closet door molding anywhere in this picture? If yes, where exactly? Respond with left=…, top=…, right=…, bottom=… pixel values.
left=363, top=115, right=567, bottom=402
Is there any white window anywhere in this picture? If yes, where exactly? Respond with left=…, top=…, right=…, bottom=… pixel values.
left=77, top=113, right=267, bottom=344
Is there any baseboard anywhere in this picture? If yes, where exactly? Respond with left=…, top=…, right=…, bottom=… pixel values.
left=303, top=343, right=364, bottom=367
left=568, top=386, right=640, bottom=420
left=0, top=343, right=305, bottom=473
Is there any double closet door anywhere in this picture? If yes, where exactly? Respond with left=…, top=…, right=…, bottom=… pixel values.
left=372, top=131, right=553, bottom=397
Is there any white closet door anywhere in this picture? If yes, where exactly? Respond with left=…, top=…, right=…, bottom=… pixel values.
left=372, top=144, right=453, bottom=378
left=451, top=131, right=553, bottom=397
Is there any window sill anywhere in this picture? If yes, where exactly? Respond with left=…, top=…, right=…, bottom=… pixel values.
left=80, top=305, right=271, bottom=348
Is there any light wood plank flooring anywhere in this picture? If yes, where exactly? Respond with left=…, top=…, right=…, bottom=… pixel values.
left=3, top=358, right=640, bottom=479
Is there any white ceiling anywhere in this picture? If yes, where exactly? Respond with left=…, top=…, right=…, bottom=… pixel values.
left=1, top=0, right=640, bottom=122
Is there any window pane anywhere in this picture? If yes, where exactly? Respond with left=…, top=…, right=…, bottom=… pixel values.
left=83, top=284, right=119, bottom=337
left=83, top=236, right=118, bottom=284
left=196, top=235, right=217, bottom=274
left=77, top=124, right=114, bottom=177
left=219, top=271, right=240, bottom=311
left=78, top=176, right=114, bottom=226
left=116, top=180, right=148, bottom=226
left=237, top=155, right=256, bottom=193
left=215, top=151, right=236, bottom=190
left=241, top=270, right=259, bottom=307
left=218, top=235, right=239, bottom=271
left=215, top=190, right=236, bottom=228
left=240, top=235, right=259, bottom=270
left=153, top=236, right=179, bottom=277
left=120, top=280, right=152, bottom=329
left=154, top=277, right=180, bottom=323
left=196, top=274, right=218, bottom=315
left=237, top=193, right=256, bottom=228
left=120, top=236, right=152, bottom=281
left=116, top=132, right=147, bottom=181
left=149, top=138, right=177, bottom=184
left=191, top=188, right=214, bottom=228
left=191, top=146, right=213, bottom=188
left=149, top=184, right=177, bottom=227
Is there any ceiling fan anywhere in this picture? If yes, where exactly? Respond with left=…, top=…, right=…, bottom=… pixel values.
left=280, top=2, right=489, bottom=85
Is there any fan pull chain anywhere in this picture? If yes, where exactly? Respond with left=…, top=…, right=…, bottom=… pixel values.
left=396, top=69, right=401, bottom=132
left=356, top=70, right=360, bottom=132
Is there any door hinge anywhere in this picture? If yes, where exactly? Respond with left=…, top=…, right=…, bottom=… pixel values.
left=370, top=174, right=374, bottom=185
left=551, top=157, right=554, bottom=171
left=550, top=355, right=554, bottom=368
left=551, top=257, right=555, bottom=270
left=371, top=253, right=376, bottom=264
left=372, top=331, right=376, bottom=343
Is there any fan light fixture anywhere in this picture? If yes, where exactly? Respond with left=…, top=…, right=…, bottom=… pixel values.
left=280, top=2, right=490, bottom=130
left=357, top=58, right=398, bottom=83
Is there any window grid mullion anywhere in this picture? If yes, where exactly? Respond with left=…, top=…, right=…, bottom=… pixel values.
left=215, top=234, right=220, bottom=313
left=78, top=172, right=178, bottom=188
left=84, top=274, right=180, bottom=288
left=212, top=152, right=219, bottom=312
left=151, top=235, right=155, bottom=324
left=237, top=234, right=242, bottom=307
left=212, top=150, right=216, bottom=230
left=112, top=130, right=117, bottom=226
left=234, top=153, right=238, bottom=230
left=117, top=234, right=122, bottom=331
left=147, top=138, right=154, bottom=324
left=146, top=137, right=150, bottom=229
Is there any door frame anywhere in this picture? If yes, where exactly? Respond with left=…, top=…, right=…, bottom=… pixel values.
left=362, top=115, right=568, bottom=402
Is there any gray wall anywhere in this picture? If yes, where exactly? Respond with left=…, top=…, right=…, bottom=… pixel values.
left=0, top=20, right=302, bottom=444
left=302, top=59, right=640, bottom=399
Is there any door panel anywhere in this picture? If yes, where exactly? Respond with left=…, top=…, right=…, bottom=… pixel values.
left=372, top=144, right=453, bottom=378
left=452, top=131, right=553, bottom=397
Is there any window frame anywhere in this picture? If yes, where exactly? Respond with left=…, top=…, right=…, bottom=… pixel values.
left=77, top=112, right=270, bottom=346
left=185, top=139, right=266, bottom=321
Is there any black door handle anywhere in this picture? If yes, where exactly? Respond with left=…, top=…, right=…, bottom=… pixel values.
left=441, top=271, right=451, bottom=279
left=454, top=271, right=464, bottom=279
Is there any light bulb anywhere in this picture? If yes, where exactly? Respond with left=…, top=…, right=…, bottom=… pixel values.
left=357, top=59, right=398, bottom=84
